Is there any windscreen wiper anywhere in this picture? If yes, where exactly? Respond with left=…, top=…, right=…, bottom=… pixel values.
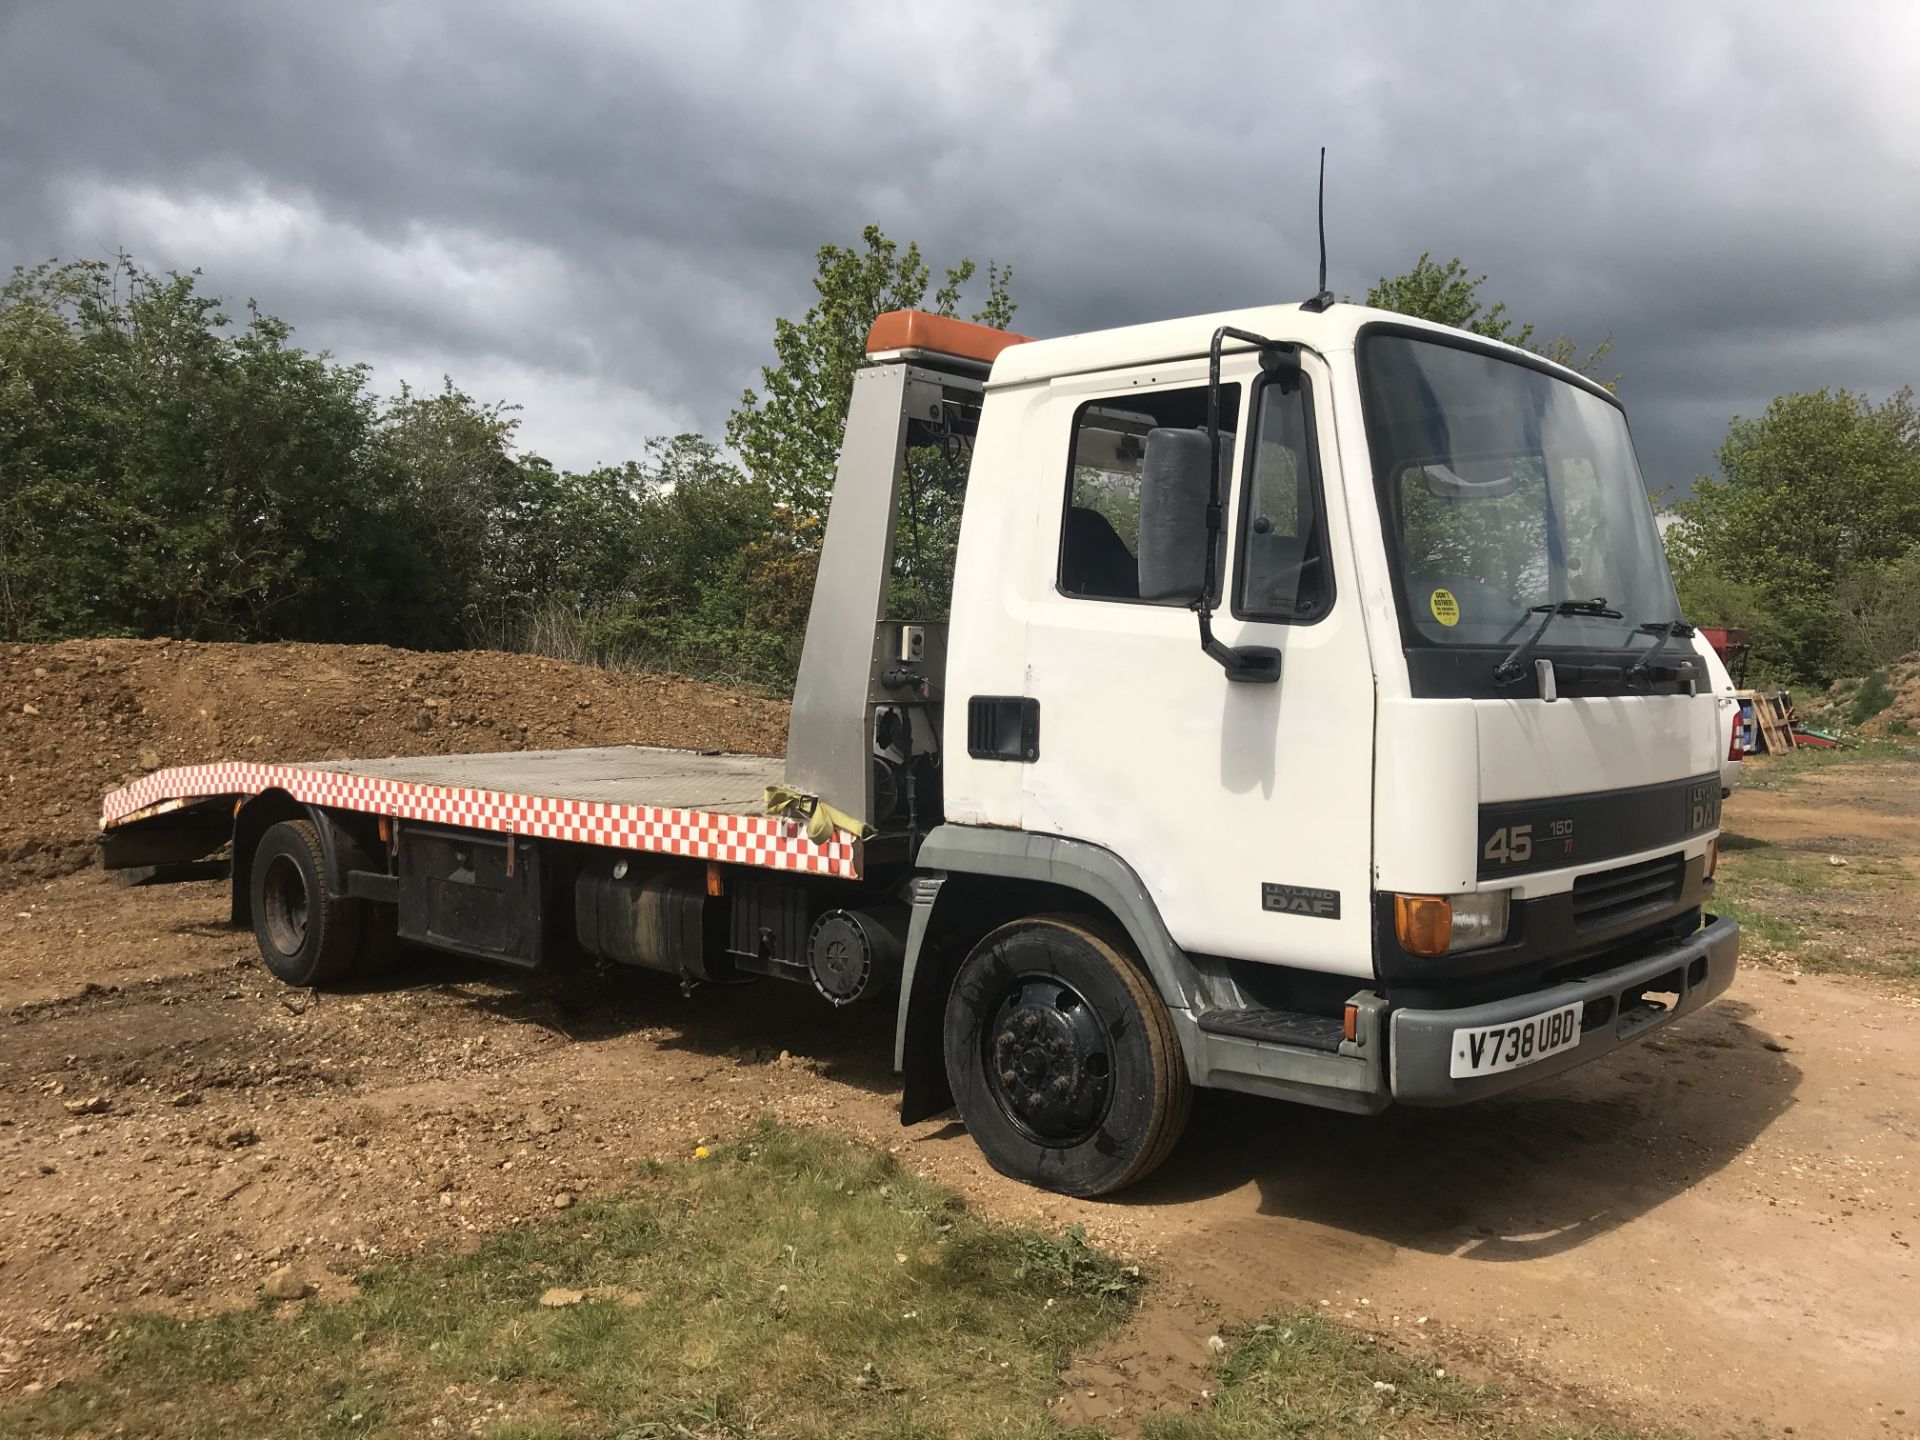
left=1626, top=618, right=1697, bottom=687
left=1492, top=597, right=1623, bottom=687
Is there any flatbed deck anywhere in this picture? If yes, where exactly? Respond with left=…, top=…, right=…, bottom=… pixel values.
left=100, top=745, right=860, bottom=877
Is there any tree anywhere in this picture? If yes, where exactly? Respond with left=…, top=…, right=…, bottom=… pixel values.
left=727, top=225, right=1016, bottom=518
left=0, top=256, right=395, bottom=643
left=376, top=379, right=531, bottom=641
left=624, top=434, right=771, bottom=624
left=1, top=239, right=1022, bottom=692
left=1669, top=387, right=1920, bottom=682
left=0, top=259, right=130, bottom=639
left=1366, top=253, right=1613, bottom=379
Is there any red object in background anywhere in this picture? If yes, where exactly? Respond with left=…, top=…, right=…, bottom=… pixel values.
left=1791, top=731, right=1840, bottom=749
left=1698, top=626, right=1749, bottom=657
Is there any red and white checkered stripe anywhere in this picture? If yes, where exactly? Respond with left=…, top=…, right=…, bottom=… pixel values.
left=101, top=761, right=861, bottom=879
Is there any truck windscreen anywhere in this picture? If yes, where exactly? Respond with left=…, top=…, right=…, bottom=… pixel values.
left=1358, top=331, right=1679, bottom=655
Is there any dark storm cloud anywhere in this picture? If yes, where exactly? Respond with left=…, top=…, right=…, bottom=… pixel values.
left=3, top=0, right=1917, bottom=488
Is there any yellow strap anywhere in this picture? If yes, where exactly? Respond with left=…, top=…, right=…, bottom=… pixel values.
left=763, top=785, right=872, bottom=843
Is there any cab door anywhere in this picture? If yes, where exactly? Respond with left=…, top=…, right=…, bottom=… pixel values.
left=1018, top=351, right=1377, bottom=980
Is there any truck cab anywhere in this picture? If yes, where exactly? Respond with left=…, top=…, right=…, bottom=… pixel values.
left=865, top=302, right=1736, bottom=1192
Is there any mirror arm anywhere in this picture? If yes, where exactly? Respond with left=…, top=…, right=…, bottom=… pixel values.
left=1199, top=326, right=1291, bottom=684
left=1198, top=609, right=1281, bottom=684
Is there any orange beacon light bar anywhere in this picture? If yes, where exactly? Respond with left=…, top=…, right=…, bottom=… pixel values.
left=864, top=309, right=1033, bottom=369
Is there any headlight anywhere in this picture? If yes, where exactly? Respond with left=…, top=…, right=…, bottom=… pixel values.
left=1448, top=889, right=1511, bottom=950
left=1392, top=890, right=1512, bottom=956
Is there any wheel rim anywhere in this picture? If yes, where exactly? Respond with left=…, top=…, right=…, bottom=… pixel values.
left=261, top=852, right=310, bottom=956
left=982, top=972, right=1114, bottom=1146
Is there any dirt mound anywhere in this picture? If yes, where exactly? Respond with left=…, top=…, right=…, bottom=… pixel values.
left=1822, top=652, right=1920, bottom=736
left=0, top=639, right=790, bottom=890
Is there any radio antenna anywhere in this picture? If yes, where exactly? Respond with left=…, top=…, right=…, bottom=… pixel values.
left=1302, top=146, right=1334, bottom=312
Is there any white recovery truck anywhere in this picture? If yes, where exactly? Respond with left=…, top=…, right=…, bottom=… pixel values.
left=102, top=301, right=1742, bottom=1197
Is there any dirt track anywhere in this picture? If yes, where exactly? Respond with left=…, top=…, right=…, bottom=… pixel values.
left=2, top=645, right=1918, bottom=1436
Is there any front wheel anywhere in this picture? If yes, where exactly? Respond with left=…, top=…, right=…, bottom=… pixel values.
left=943, top=916, right=1190, bottom=1197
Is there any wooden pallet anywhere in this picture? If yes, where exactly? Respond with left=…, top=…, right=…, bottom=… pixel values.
left=1737, top=690, right=1797, bottom=755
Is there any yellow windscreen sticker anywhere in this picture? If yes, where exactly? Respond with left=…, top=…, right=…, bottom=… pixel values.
left=1429, top=588, right=1460, bottom=627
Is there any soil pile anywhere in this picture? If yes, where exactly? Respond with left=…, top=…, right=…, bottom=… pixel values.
left=1821, top=652, right=1920, bottom=736
left=0, top=639, right=790, bottom=889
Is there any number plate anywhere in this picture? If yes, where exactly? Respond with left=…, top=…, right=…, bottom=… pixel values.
left=1449, top=1002, right=1582, bottom=1079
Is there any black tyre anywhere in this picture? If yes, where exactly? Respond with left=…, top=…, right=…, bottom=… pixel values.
left=944, top=916, right=1191, bottom=1197
left=249, top=819, right=360, bottom=987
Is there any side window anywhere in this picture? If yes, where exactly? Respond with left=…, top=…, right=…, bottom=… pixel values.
left=1059, top=383, right=1238, bottom=603
left=1235, top=377, right=1332, bottom=622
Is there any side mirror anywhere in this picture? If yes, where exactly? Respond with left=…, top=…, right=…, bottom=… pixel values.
left=1137, top=427, right=1227, bottom=603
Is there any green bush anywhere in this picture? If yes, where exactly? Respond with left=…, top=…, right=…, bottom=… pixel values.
left=1850, top=669, right=1898, bottom=725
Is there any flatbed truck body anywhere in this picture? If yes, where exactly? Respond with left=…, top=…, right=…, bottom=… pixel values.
left=105, top=747, right=853, bottom=876
left=103, top=298, right=1741, bottom=1197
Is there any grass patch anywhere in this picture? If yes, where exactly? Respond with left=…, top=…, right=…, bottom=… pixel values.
left=1721, top=846, right=1907, bottom=894
left=1786, top=945, right=1920, bottom=984
left=1712, top=895, right=1806, bottom=952
left=1714, top=842, right=1920, bottom=983
left=1143, top=1314, right=1664, bottom=1440
left=0, top=1122, right=1138, bottom=1440
left=1738, top=738, right=1919, bottom=791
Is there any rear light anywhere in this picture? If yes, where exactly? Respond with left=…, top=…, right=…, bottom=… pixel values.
left=1728, top=711, right=1744, bottom=762
left=1704, top=838, right=1719, bottom=880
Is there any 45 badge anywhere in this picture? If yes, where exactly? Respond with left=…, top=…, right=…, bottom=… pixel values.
left=1483, top=817, right=1575, bottom=868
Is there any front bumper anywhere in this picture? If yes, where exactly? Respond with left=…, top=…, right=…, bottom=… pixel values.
left=1389, top=914, right=1739, bottom=1105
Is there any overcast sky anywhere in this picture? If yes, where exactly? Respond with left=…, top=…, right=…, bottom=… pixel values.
left=4, top=1, right=1917, bottom=495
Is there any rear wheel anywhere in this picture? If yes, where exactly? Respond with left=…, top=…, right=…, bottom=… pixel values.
left=943, top=916, right=1190, bottom=1197
left=249, top=819, right=359, bottom=987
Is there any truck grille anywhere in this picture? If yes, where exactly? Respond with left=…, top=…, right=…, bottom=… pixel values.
left=1570, top=853, right=1685, bottom=930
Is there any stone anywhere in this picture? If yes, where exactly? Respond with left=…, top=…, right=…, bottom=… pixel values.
left=136, top=747, right=162, bottom=771
left=551, top=1191, right=575, bottom=1210
left=262, top=1265, right=314, bottom=1301
left=63, top=1095, right=111, bottom=1116
left=221, top=1125, right=259, bottom=1148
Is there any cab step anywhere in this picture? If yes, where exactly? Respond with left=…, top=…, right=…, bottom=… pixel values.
left=1195, top=1007, right=1345, bottom=1052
